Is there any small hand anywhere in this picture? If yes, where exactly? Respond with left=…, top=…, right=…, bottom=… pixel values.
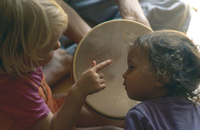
left=74, top=59, right=112, bottom=97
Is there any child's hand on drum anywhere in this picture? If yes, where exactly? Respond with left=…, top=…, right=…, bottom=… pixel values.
left=74, top=59, right=112, bottom=97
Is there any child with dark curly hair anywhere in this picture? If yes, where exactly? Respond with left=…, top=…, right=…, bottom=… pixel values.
left=123, top=30, right=200, bottom=130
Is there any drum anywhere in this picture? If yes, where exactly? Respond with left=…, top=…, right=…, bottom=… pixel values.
left=72, top=19, right=153, bottom=119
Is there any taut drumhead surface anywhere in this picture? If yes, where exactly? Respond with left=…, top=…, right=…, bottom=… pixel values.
left=73, top=19, right=153, bottom=119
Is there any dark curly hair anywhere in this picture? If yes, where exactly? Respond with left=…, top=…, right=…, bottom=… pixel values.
left=132, top=30, right=200, bottom=99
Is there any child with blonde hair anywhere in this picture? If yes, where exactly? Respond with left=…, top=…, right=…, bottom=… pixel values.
left=123, top=30, right=200, bottom=130
left=0, top=0, right=123, bottom=130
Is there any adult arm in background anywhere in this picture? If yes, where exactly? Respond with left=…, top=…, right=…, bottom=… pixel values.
left=59, top=0, right=150, bottom=43
left=59, top=0, right=91, bottom=44
left=116, top=0, right=151, bottom=28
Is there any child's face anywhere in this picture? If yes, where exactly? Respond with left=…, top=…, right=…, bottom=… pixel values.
left=123, top=47, right=161, bottom=101
left=36, top=26, right=63, bottom=67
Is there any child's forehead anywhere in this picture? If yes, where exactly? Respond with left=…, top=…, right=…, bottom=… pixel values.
left=129, top=45, right=147, bottom=55
left=128, top=46, right=150, bottom=63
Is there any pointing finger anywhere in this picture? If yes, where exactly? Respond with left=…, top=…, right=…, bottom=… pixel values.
left=91, top=59, right=112, bottom=72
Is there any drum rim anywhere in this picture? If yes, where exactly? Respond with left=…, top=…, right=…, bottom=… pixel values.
left=73, top=19, right=152, bottom=71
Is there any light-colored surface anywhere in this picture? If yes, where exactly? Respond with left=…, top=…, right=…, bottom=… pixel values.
left=73, top=19, right=153, bottom=119
left=187, top=8, right=200, bottom=46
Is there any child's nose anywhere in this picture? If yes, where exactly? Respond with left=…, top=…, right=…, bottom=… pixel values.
left=54, top=41, right=61, bottom=51
left=122, top=72, right=126, bottom=79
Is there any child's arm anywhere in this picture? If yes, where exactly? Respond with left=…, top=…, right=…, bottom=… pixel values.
left=32, top=60, right=112, bottom=130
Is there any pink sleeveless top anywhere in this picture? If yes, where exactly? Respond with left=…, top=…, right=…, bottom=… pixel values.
left=0, top=67, right=75, bottom=130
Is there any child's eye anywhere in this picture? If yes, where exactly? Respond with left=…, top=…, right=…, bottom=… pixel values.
left=128, top=66, right=134, bottom=69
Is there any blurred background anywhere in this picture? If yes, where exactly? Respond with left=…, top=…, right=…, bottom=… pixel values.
left=187, top=0, right=200, bottom=46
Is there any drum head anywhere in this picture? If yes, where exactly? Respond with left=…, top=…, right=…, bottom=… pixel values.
left=73, top=19, right=153, bottom=119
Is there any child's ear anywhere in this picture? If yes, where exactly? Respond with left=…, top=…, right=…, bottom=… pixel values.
left=155, top=72, right=171, bottom=88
